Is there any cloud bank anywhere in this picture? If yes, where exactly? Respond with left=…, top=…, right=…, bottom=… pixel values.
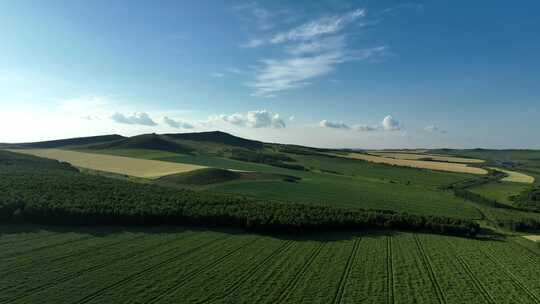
left=319, top=119, right=350, bottom=129
left=210, top=110, right=286, bottom=129
left=163, top=116, right=194, bottom=129
left=111, top=112, right=158, bottom=126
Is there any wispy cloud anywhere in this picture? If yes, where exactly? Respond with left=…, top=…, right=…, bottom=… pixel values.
left=250, top=51, right=346, bottom=97
left=270, top=9, right=365, bottom=44
left=210, top=72, right=225, bottom=78
left=240, top=39, right=265, bottom=48
left=240, top=7, right=388, bottom=97
left=111, top=112, right=158, bottom=126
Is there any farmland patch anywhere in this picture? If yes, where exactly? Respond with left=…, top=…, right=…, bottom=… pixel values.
left=8, top=149, right=205, bottom=178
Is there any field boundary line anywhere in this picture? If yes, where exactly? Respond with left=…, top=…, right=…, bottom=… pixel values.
left=0, top=235, right=95, bottom=259
left=413, top=234, right=446, bottom=304
left=143, top=237, right=261, bottom=304
left=386, top=236, right=395, bottom=304
left=2, top=234, right=145, bottom=277
left=332, top=238, right=361, bottom=304
left=74, top=235, right=240, bottom=304
left=481, top=248, right=540, bottom=304
left=275, top=242, right=326, bottom=303
left=198, top=240, right=295, bottom=304
left=0, top=233, right=196, bottom=304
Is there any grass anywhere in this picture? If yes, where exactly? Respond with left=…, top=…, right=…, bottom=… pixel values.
left=336, top=152, right=488, bottom=175
left=1, top=225, right=540, bottom=304
left=8, top=149, right=205, bottom=178
left=469, top=181, right=532, bottom=206
left=75, top=147, right=481, bottom=219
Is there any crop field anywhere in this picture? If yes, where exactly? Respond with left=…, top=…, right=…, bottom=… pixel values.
left=335, top=152, right=488, bottom=175
left=74, top=147, right=481, bottom=219
left=523, top=235, right=540, bottom=242
left=469, top=181, right=531, bottom=206
left=1, top=225, right=539, bottom=304
left=8, top=149, right=205, bottom=178
left=488, top=167, right=535, bottom=184
left=369, top=152, right=485, bottom=164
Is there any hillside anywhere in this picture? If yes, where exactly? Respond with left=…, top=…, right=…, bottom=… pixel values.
left=86, top=133, right=194, bottom=154
left=4, top=134, right=125, bottom=149
left=164, top=131, right=264, bottom=150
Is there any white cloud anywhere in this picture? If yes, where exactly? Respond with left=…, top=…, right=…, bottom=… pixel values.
left=210, top=110, right=285, bottom=129
left=289, top=115, right=295, bottom=121
left=319, top=119, right=350, bottom=130
left=250, top=51, right=345, bottom=97
left=242, top=8, right=386, bottom=97
left=382, top=115, right=400, bottom=131
left=163, top=116, right=194, bottom=129
left=270, top=9, right=366, bottom=44
left=425, top=125, right=446, bottom=133
left=286, top=35, right=346, bottom=55
left=111, top=112, right=158, bottom=126
left=221, top=113, right=246, bottom=126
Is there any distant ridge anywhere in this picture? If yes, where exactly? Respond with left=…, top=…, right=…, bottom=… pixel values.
left=87, top=133, right=194, bottom=154
left=2, top=131, right=264, bottom=152
left=164, top=131, right=263, bottom=149
left=8, top=134, right=126, bottom=149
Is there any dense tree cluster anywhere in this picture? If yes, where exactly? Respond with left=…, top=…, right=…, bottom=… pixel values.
left=0, top=151, right=478, bottom=236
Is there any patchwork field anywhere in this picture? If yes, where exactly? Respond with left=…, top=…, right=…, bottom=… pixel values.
left=8, top=149, right=205, bottom=178
left=1, top=225, right=539, bottom=304
left=488, top=167, right=535, bottom=184
left=334, top=152, right=488, bottom=175
left=369, top=152, right=485, bottom=164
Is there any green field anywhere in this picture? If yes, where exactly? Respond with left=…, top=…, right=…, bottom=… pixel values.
left=470, top=181, right=532, bottom=206
left=1, top=225, right=539, bottom=304
left=83, top=148, right=480, bottom=219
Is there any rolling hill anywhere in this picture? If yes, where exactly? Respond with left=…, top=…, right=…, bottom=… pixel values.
left=3, top=134, right=125, bottom=149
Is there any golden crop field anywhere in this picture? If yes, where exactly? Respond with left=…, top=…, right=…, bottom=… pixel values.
left=523, top=235, right=540, bottom=242
left=488, top=167, right=535, bottom=184
left=339, top=153, right=488, bottom=175
left=369, top=152, right=485, bottom=164
left=9, top=149, right=205, bottom=178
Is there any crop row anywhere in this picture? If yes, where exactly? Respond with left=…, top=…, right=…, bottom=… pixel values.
left=2, top=228, right=539, bottom=303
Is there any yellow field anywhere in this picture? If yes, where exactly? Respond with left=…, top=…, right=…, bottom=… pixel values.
left=488, top=167, right=535, bottom=184
left=338, top=153, right=488, bottom=175
left=9, top=149, right=205, bottom=178
left=523, top=235, right=540, bottom=242
left=370, top=152, right=484, bottom=164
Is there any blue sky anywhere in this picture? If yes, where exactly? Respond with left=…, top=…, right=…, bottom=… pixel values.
left=0, top=1, right=539, bottom=148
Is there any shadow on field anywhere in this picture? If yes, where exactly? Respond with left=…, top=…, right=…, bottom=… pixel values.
left=0, top=223, right=402, bottom=242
